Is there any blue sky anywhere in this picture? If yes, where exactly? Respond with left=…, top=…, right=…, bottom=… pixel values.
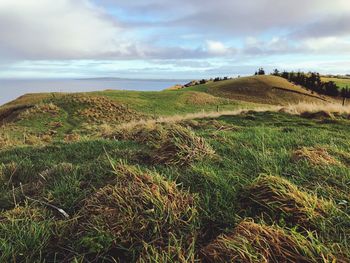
left=0, top=0, right=349, bottom=79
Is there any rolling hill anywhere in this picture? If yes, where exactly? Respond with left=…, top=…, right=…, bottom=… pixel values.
left=186, top=75, right=330, bottom=105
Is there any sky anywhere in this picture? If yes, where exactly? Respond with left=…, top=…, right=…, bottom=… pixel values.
left=0, top=0, right=350, bottom=79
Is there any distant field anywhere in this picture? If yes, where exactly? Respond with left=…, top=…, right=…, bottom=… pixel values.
left=322, top=77, right=350, bottom=89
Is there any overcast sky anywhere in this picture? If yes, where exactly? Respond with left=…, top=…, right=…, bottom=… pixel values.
left=0, top=0, right=349, bottom=79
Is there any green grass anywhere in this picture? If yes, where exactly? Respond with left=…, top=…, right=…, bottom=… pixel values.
left=322, top=77, right=350, bottom=89
left=0, top=88, right=253, bottom=148
left=0, top=110, right=349, bottom=261
left=0, top=79, right=349, bottom=261
left=93, top=89, right=249, bottom=116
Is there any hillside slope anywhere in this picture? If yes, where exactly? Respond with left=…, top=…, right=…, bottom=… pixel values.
left=0, top=109, right=349, bottom=262
left=188, top=75, right=330, bottom=105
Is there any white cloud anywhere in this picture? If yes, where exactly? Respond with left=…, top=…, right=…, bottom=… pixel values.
left=0, top=0, right=131, bottom=59
left=206, top=41, right=229, bottom=55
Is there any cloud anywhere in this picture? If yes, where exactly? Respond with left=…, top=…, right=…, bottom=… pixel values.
left=102, top=0, right=350, bottom=37
left=0, top=0, right=132, bottom=60
left=206, top=41, right=231, bottom=55
left=290, top=14, right=350, bottom=39
left=1, top=0, right=350, bottom=77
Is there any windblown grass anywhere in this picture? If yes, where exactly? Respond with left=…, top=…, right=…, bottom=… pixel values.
left=110, top=123, right=215, bottom=165
left=78, top=163, right=198, bottom=261
left=282, top=102, right=350, bottom=116
left=239, top=175, right=350, bottom=246
left=292, top=147, right=340, bottom=166
left=201, top=220, right=343, bottom=263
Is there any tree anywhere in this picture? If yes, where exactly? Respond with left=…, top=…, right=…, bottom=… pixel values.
left=272, top=69, right=280, bottom=76
left=258, top=68, right=265, bottom=75
left=275, top=68, right=341, bottom=97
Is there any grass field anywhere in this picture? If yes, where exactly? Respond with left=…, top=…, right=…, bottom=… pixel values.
left=322, top=77, right=350, bottom=89
left=0, top=76, right=349, bottom=262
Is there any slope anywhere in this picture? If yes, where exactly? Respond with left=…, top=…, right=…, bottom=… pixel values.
left=187, top=75, right=331, bottom=105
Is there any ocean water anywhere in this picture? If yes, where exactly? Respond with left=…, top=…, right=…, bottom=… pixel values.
left=0, top=78, right=190, bottom=106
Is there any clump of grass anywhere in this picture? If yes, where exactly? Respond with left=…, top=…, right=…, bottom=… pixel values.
left=78, top=163, right=198, bottom=261
left=0, top=204, right=53, bottom=262
left=111, top=123, right=215, bottom=165
left=240, top=175, right=333, bottom=230
left=152, top=124, right=215, bottom=165
left=24, top=133, right=43, bottom=145
left=292, top=147, right=340, bottom=166
left=0, top=134, right=15, bottom=148
left=201, top=220, right=341, bottom=263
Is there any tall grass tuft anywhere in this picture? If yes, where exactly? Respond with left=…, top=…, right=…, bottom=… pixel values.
left=78, top=163, right=199, bottom=261
left=201, top=220, right=343, bottom=263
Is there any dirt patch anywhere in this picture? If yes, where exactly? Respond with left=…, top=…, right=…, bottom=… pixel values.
left=201, top=220, right=340, bottom=263
left=78, top=163, right=198, bottom=260
left=292, top=147, right=339, bottom=166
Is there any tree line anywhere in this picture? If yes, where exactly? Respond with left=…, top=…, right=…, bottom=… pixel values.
left=256, top=68, right=350, bottom=98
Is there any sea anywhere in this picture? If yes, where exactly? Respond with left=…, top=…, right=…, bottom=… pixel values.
left=0, top=78, right=190, bottom=106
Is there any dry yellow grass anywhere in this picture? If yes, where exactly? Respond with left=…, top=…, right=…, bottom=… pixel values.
left=99, top=101, right=349, bottom=133
left=282, top=102, right=350, bottom=115
left=79, top=163, right=197, bottom=259
left=292, top=147, right=340, bottom=166
left=113, top=106, right=279, bottom=131
left=19, top=103, right=61, bottom=119
left=201, top=220, right=341, bottom=263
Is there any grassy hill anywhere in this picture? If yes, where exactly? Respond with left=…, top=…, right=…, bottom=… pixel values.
left=0, top=78, right=349, bottom=262
left=186, top=75, right=330, bottom=105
